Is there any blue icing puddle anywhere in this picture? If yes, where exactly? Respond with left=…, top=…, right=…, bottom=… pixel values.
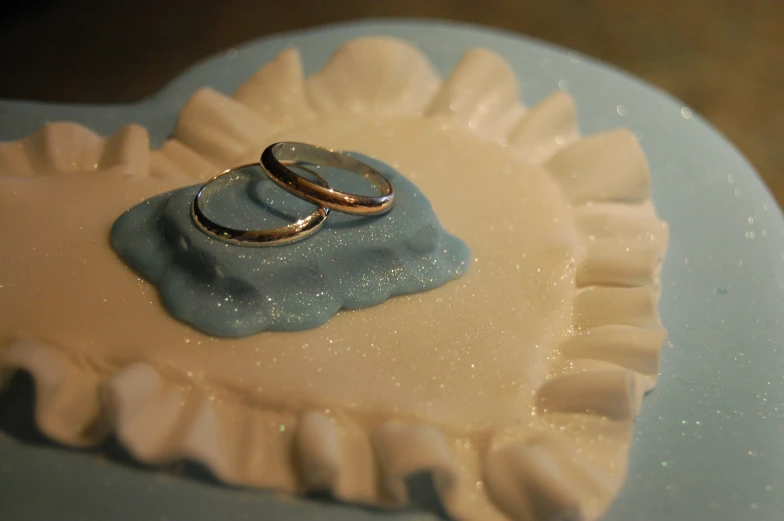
left=111, top=153, right=470, bottom=338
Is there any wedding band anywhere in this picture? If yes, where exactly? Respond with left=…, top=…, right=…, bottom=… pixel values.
left=191, top=163, right=330, bottom=247
left=261, top=142, right=395, bottom=216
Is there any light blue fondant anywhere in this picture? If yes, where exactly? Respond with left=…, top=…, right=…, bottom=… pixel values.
left=110, top=153, right=470, bottom=337
left=3, top=20, right=784, bottom=521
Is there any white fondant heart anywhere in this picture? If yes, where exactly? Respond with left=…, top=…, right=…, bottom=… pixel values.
left=0, top=37, right=668, bottom=521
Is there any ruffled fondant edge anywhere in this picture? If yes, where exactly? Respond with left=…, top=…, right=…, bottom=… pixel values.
left=0, top=122, right=152, bottom=178
left=0, top=37, right=669, bottom=521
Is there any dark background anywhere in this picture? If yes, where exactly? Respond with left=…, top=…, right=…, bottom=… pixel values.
left=1, top=0, right=782, bottom=200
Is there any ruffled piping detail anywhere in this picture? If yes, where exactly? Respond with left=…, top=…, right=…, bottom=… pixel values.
left=0, top=122, right=150, bottom=178
left=0, top=37, right=669, bottom=521
left=234, top=48, right=316, bottom=124
left=306, top=37, right=441, bottom=116
left=424, top=48, right=527, bottom=141
left=496, top=113, right=667, bottom=520
left=0, top=342, right=480, bottom=515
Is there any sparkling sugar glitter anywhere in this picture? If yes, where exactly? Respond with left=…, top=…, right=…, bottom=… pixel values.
left=111, top=152, right=470, bottom=337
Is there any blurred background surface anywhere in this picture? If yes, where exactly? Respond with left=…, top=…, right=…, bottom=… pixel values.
left=1, top=0, right=782, bottom=201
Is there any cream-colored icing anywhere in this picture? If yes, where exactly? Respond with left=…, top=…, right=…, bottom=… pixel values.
left=0, top=118, right=572, bottom=428
left=0, top=37, right=668, bottom=521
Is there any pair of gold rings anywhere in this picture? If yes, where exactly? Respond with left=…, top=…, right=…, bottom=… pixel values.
left=191, top=142, right=395, bottom=247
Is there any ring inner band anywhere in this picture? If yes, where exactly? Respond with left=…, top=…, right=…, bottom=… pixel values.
left=261, top=142, right=395, bottom=216
left=191, top=162, right=330, bottom=247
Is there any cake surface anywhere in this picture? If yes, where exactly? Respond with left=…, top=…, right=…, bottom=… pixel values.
left=0, top=37, right=668, bottom=521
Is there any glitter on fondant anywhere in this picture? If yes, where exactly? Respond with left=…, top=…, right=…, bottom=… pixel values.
left=110, top=153, right=470, bottom=337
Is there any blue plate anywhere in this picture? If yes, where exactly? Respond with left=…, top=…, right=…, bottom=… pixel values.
left=1, top=19, right=782, bottom=521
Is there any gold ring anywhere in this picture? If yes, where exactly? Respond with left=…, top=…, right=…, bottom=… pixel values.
left=261, top=142, right=395, bottom=216
left=191, top=162, right=330, bottom=247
